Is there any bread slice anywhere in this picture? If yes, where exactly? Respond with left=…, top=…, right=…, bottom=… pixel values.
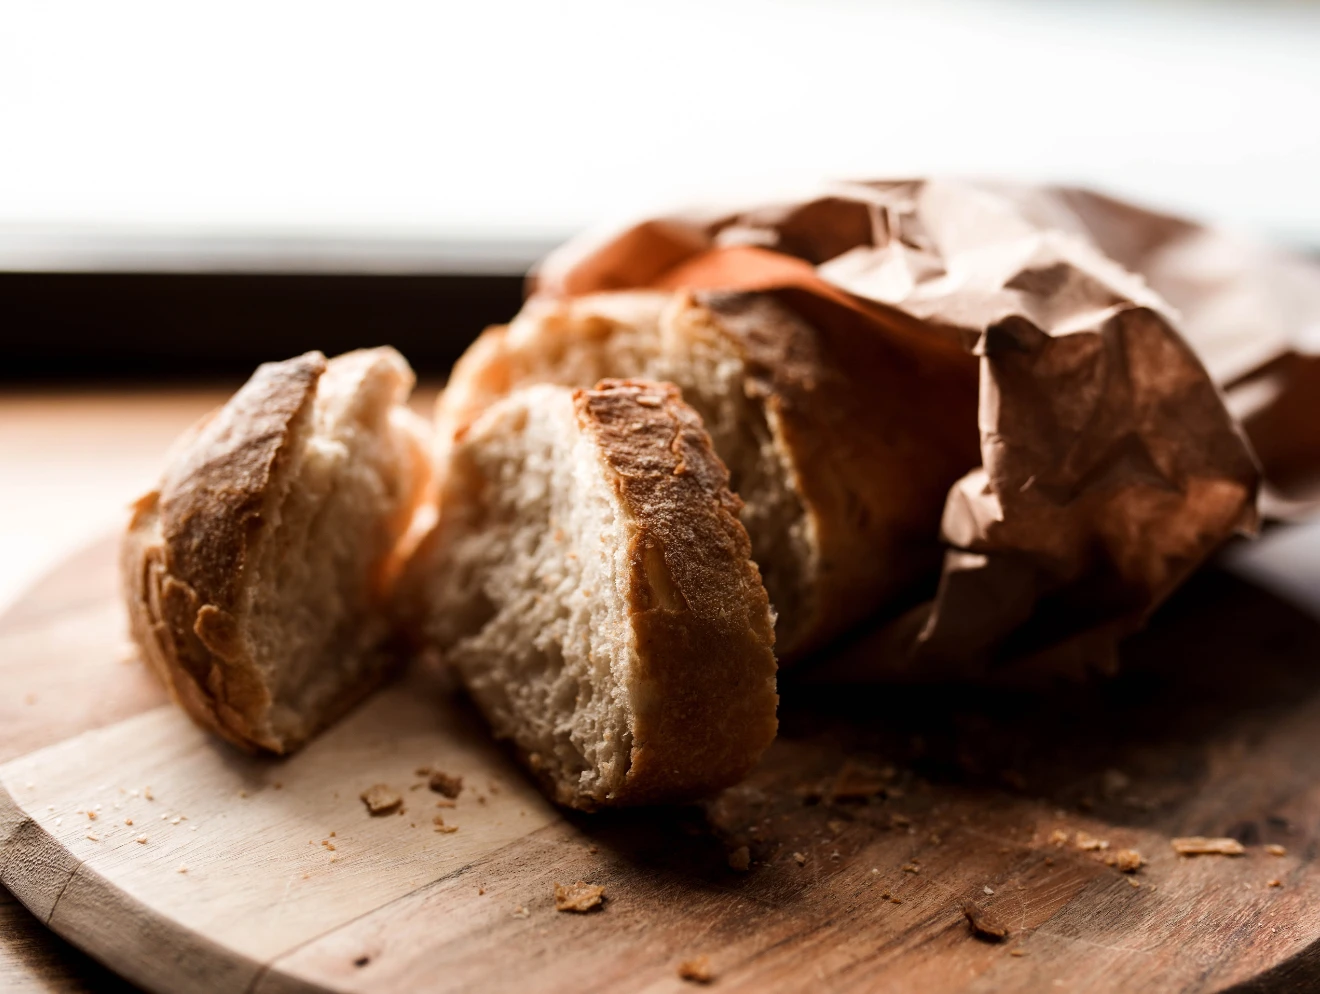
left=433, top=289, right=979, bottom=659
left=121, top=348, right=432, bottom=754
left=409, top=379, right=778, bottom=809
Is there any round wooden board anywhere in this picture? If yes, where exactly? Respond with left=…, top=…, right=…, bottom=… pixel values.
left=5, top=536, right=1320, bottom=994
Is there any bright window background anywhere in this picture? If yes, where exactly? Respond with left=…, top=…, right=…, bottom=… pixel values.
left=2, top=0, right=1319, bottom=263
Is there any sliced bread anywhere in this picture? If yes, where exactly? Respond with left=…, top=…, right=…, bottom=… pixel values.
left=408, top=379, right=779, bottom=809
left=121, top=347, right=432, bottom=753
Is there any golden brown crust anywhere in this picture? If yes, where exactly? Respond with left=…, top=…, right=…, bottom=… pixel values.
left=683, top=289, right=981, bottom=657
left=122, top=353, right=326, bottom=753
left=574, top=379, right=778, bottom=806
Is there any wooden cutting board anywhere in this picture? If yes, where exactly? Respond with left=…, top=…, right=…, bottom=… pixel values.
left=4, top=530, right=1320, bottom=994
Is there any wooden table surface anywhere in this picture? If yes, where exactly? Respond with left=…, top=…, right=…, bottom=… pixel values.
left=0, top=382, right=438, bottom=993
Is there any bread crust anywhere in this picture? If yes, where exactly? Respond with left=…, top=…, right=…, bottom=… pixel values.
left=682, top=289, right=981, bottom=657
left=122, top=352, right=326, bottom=753
left=573, top=379, right=778, bottom=806
left=121, top=350, right=422, bottom=755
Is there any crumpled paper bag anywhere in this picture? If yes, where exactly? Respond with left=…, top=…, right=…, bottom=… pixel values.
left=532, top=179, right=1268, bottom=681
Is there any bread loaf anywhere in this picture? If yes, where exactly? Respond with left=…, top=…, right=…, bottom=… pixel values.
left=433, top=290, right=979, bottom=659
left=121, top=348, right=432, bottom=753
left=408, top=379, right=778, bottom=808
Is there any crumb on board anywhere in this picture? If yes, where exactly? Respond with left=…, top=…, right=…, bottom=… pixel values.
left=1266, top=844, right=1288, bottom=857
left=963, top=901, right=1009, bottom=941
left=124, top=818, right=133, bottom=826
left=554, top=880, right=606, bottom=913
left=136, top=836, right=147, bottom=844
left=435, top=798, right=457, bottom=809
left=85, top=834, right=99, bottom=842
left=827, top=759, right=894, bottom=802
left=588, top=845, right=599, bottom=855
left=1126, top=877, right=1141, bottom=889
left=1074, top=831, right=1109, bottom=851
left=1268, top=879, right=1283, bottom=888
left=360, top=784, right=403, bottom=816
left=727, top=846, right=751, bottom=872
left=86, top=811, right=96, bottom=821
left=1048, top=829, right=1069, bottom=847
left=1010, top=948, right=1027, bottom=957
left=678, top=955, right=714, bottom=984
left=902, top=863, right=920, bottom=874
left=512, top=906, right=530, bottom=919
left=1171, top=837, right=1245, bottom=857
left=177, top=866, right=187, bottom=874
left=792, top=852, right=807, bottom=866
left=433, top=816, right=459, bottom=834
left=428, top=771, right=464, bottom=799
left=143, top=787, right=154, bottom=801
left=1106, top=849, right=1144, bottom=873
left=415, top=765, right=432, bottom=777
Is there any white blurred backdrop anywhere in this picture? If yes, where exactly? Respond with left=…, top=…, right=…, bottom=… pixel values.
left=2, top=0, right=1319, bottom=265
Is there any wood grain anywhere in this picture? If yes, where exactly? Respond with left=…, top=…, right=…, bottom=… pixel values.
left=5, top=537, right=1320, bottom=993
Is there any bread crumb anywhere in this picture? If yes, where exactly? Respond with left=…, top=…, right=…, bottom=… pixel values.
left=983, top=886, right=995, bottom=895
left=1266, top=844, right=1287, bottom=857
left=828, top=760, right=893, bottom=802
left=1044, top=856, right=1054, bottom=866
left=1074, top=831, right=1109, bottom=851
left=322, top=841, right=336, bottom=851
left=1010, top=949, right=1027, bottom=957
left=428, top=771, right=464, bottom=799
left=329, top=831, right=336, bottom=838
left=1171, top=837, right=1245, bottom=856
left=434, top=799, right=457, bottom=809
left=889, top=896, right=903, bottom=904
left=124, top=818, right=133, bottom=826
left=512, top=906, right=530, bottom=919
left=678, top=956, right=714, bottom=984
left=85, top=834, right=99, bottom=842
left=554, top=880, right=605, bottom=912
left=587, top=845, right=599, bottom=855
left=478, top=886, right=486, bottom=895
left=792, top=852, right=807, bottom=866
left=177, top=866, right=187, bottom=874
left=143, top=787, right=154, bottom=801
left=1048, top=829, right=1069, bottom=846
left=86, top=811, right=97, bottom=821
left=360, top=784, right=403, bottom=816
left=963, top=901, right=1009, bottom=941
left=1126, top=877, right=1141, bottom=889
left=1268, top=879, right=1283, bottom=888
left=136, top=836, right=147, bottom=844
left=902, top=863, right=920, bottom=874
left=433, top=815, right=459, bottom=834
left=1108, top=849, right=1144, bottom=873
left=415, top=766, right=432, bottom=777
left=727, top=846, right=751, bottom=872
